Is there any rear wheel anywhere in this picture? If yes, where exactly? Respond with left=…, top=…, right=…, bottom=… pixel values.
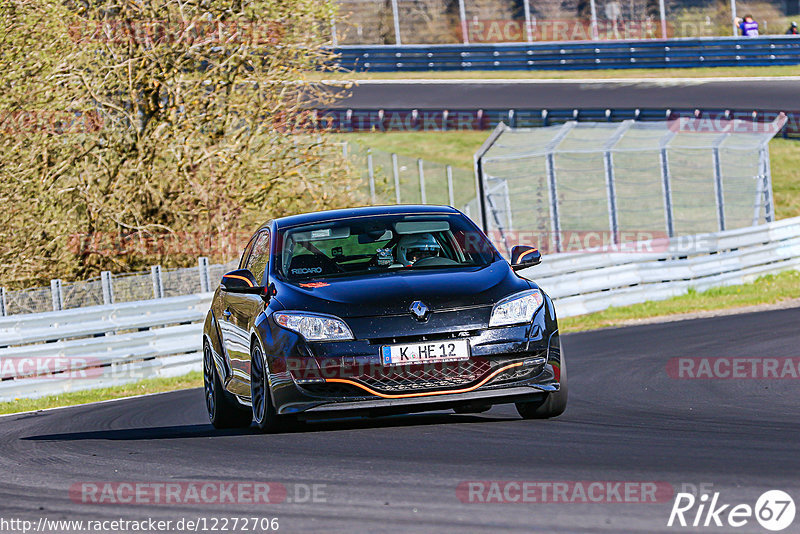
left=204, top=342, right=252, bottom=429
left=251, top=343, right=290, bottom=433
left=516, top=359, right=568, bottom=420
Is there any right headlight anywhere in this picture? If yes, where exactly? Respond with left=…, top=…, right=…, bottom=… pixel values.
left=273, top=312, right=354, bottom=341
left=489, top=289, right=544, bottom=327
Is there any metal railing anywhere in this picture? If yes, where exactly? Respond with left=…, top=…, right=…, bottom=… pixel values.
left=330, top=36, right=800, bottom=71
left=317, top=108, right=800, bottom=139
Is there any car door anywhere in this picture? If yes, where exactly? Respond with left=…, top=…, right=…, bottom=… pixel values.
left=221, top=230, right=270, bottom=396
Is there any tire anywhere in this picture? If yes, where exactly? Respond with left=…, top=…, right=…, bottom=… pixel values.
left=516, top=358, right=568, bottom=420
left=204, top=342, right=252, bottom=429
left=250, top=342, right=290, bottom=433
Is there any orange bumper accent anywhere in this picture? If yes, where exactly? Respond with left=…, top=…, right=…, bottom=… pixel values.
left=324, top=361, right=525, bottom=399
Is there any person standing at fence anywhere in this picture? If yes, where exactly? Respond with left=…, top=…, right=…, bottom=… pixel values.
left=737, top=15, right=759, bottom=37
left=787, top=22, right=799, bottom=35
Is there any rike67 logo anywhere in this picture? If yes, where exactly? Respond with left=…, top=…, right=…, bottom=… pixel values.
left=668, top=490, right=796, bottom=531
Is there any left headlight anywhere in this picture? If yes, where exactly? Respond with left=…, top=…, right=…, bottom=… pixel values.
left=489, top=289, right=544, bottom=327
left=273, top=312, right=354, bottom=341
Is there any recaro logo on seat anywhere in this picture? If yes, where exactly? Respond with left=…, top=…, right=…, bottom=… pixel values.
left=291, top=267, right=322, bottom=275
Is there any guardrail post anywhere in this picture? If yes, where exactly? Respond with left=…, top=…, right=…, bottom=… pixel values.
left=151, top=265, right=164, bottom=299
left=418, top=158, right=426, bottom=204
left=367, top=150, right=377, bottom=204
left=0, top=287, right=6, bottom=317
left=392, top=153, right=401, bottom=204
left=198, top=257, right=211, bottom=293
left=100, top=271, right=115, bottom=305
left=50, top=279, right=63, bottom=311
left=447, top=165, right=455, bottom=207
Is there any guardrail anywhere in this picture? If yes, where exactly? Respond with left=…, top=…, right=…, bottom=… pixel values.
left=522, top=217, right=800, bottom=317
left=331, top=35, right=800, bottom=71
left=0, top=294, right=211, bottom=401
left=1, top=217, right=799, bottom=401
left=315, top=108, right=800, bottom=138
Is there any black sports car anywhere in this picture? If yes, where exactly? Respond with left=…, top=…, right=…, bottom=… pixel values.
left=202, top=205, right=566, bottom=431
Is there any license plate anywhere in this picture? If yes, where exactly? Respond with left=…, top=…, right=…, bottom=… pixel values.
left=381, top=339, right=470, bottom=366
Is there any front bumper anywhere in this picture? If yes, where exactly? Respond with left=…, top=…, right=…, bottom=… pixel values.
left=263, top=300, right=562, bottom=416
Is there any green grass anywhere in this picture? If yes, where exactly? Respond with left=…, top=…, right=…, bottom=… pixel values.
left=560, top=270, right=800, bottom=332
left=770, top=138, right=800, bottom=220
left=0, top=371, right=203, bottom=415
left=315, top=65, right=800, bottom=81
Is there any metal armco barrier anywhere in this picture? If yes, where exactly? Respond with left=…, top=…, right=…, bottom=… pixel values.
left=331, top=36, right=800, bottom=71
left=521, top=217, right=800, bottom=317
left=315, top=108, right=800, bottom=138
left=1, top=218, right=799, bottom=400
left=0, top=293, right=211, bottom=401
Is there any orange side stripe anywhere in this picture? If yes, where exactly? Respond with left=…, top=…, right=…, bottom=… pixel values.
left=223, top=274, right=254, bottom=287
left=324, top=361, right=525, bottom=399
left=518, top=248, right=539, bottom=261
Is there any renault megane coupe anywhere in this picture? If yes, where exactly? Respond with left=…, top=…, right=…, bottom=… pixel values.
left=202, top=205, right=566, bottom=432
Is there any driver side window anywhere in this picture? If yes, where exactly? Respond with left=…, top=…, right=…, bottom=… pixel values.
left=245, top=231, right=271, bottom=286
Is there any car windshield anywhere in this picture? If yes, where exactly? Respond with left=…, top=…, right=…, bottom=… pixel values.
left=276, top=214, right=498, bottom=281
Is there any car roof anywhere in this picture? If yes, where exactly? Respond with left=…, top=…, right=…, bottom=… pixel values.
left=270, top=205, right=461, bottom=230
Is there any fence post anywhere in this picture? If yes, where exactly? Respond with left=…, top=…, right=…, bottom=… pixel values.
left=761, top=144, right=776, bottom=222
left=341, top=141, right=348, bottom=159
left=151, top=265, right=164, bottom=299
left=330, top=19, right=338, bottom=47
left=392, top=153, right=401, bottom=204
left=198, top=257, right=211, bottom=293
left=50, top=279, right=63, bottom=311
left=0, top=287, right=6, bottom=317
left=523, top=0, right=533, bottom=42
left=659, top=131, right=677, bottom=238
left=602, top=121, right=633, bottom=246
left=390, top=0, right=402, bottom=45
left=367, top=150, right=377, bottom=204
left=447, top=165, right=455, bottom=207
left=100, top=271, right=115, bottom=305
left=418, top=158, right=426, bottom=204
left=458, top=0, right=469, bottom=44
left=712, top=132, right=730, bottom=232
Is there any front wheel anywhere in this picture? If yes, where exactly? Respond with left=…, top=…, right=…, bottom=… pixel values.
left=516, top=359, right=568, bottom=420
left=204, top=342, right=252, bottom=429
left=250, top=343, right=290, bottom=433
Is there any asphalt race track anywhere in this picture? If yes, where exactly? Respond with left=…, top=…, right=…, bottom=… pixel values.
left=1, top=307, right=798, bottom=533
left=326, top=78, right=800, bottom=111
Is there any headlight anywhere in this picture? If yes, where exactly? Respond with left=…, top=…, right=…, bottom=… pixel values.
left=489, top=289, right=544, bottom=327
left=273, top=312, right=354, bottom=341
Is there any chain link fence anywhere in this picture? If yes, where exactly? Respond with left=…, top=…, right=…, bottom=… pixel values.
left=1, top=259, right=238, bottom=317
left=333, top=0, right=797, bottom=45
left=475, top=115, right=786, bottom=255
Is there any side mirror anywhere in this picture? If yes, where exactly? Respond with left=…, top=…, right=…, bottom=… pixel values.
left=220, top=269, right=265, bottom=295
left=510, top=245, right=542, bottom=271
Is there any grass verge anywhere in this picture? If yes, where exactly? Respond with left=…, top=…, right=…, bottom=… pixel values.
left=315, top=65, right=800, bottom=81
left=0, top=371, right=203, bottom=415
left=560, top=270, right=800, bottom=333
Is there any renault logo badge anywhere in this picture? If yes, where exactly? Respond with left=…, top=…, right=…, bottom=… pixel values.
left=409, top=301, right=430, bottom=321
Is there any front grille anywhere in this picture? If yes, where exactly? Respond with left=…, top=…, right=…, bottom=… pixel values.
left=352, top=359, right=492, bottom=393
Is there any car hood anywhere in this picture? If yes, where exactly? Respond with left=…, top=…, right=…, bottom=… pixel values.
left=271, top=261, right=532, bottom=318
